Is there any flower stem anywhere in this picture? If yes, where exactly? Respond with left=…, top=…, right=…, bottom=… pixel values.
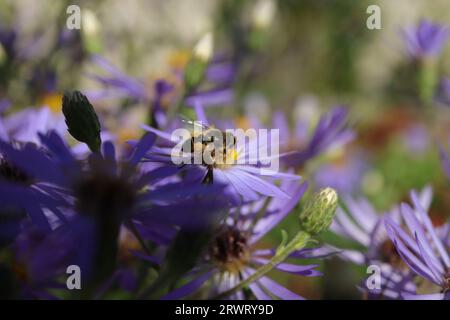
left=212, top=230, right=311, bottom=300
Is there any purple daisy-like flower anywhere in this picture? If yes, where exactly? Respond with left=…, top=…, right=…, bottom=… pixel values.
left=385, top=190, right=450, bottom=300
left=154, top=180, right=330, bottom=300
left=89, top=55, right=234, bottom=112
left=0, top=106, right=66, bottom=145
left=0, top=130, right=227, bottom=295
left=274, top=106, right=355, bottom=168
left=141, top=102, right=301, bottom=203
left=88, top=55, right=149, bottom=102
left=403, top=20, right=450, bottom=59
left=331, top=186, right=433, bottom=298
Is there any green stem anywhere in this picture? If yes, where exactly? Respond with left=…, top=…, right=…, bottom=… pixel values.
left=212, top=231, right=311, bottom=300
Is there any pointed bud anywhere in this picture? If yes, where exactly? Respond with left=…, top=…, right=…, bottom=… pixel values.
left=252, top=0, right=276, bottom=30
left=184, top=32, right=213, bottom=91
left=193, top=32, right=214, bottom=62
left=62, top=90, right=101, bottom=152
left=81, top=9, right=102, bottom=53
left=82, top=9, right=100, bottom=37
left=299, top=188, right=338, bottom=235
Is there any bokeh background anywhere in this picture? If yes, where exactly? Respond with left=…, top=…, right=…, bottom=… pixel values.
left=1, top=0, right=450, bottom=299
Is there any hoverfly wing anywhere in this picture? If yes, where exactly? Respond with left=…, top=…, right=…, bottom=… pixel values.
left=179, top=115, right=210, bottom=137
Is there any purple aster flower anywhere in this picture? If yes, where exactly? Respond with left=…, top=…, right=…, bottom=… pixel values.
left=89, top=55, right=234, bottom=129
left=153, top=180, right=329, bottom=300
left=0, top=138, right=70, bottom=233
left=273, top=106, right=355, bottom=168
left=88, top=55, right=149, bottom=102
left=331, top=186, right=434, bottom=299
left=403, top=20, right=450, bottom=59
left=6, top=222, right=68, bottom=299
left=0, top=130, right=228, bottom=294
left=141, top=102, right=301, bottom=204
left=0, top=106, right=66, bottom=145
left=385, top=190, right=450, bottom=300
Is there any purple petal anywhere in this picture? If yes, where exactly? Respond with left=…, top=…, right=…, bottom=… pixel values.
left=161, top=270, right=214, bottom=300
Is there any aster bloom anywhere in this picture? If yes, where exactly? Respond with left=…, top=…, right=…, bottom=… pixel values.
left=89, top=54, right=234, bottom=112
left=330, top=186, right=434, bottom=298
left=403, top=20, right=450, bottom=59
left=156, top=180, right=330, bottom=300
left=274, top=106, right=355, bottom=168
left=0, top=106, right=66, bottom=145
left=89, top=58, right=175, bottom=129
left=5, top=222, right=69, bottom=299
left=88, top=55, right=149, bottom=102
left=0, top=127, right=223, bottom=231
left=385, top=190, right=450, bottom=300
left=141, top=102, right=301, bottom=203
left=0, top=137, right=72, bottom=233
left=0, top=129, right=227, bottom=294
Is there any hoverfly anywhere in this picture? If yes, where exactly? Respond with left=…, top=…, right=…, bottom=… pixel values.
left=180, top=117, right=238, bottom=184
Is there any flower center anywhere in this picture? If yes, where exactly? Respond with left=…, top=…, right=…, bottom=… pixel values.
left=209, top=227, right=250, bottom=274
left=75, top=170, right=136, bottom=219
left=0, top=159, right=33, bottom=185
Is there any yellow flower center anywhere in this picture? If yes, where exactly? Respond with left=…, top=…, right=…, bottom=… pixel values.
left=39, top=93, right=63, bottom=113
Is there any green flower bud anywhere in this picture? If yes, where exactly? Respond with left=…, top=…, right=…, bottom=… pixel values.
left=299, top=187, right=338, bottom=235
left=62, top=90, right=101, bottom=153
left=184, top=33, right=213, bottom=91
left=251, top=0, right=276, bottom=31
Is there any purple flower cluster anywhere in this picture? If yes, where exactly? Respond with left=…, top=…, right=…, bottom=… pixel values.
left=0, top=82, right=348, bottom=299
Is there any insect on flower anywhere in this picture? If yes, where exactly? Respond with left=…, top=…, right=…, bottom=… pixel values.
left=179, top=117, right=238, bottom=183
